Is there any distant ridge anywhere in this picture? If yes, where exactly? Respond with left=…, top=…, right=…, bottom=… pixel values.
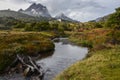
left=90, top=14, right=112, bottom=22
left=55, top=13, right=79, bottom=22
left=0, top=10, right=37, bottom=20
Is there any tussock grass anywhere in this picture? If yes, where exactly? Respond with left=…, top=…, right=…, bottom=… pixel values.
left=55, top=28, right=120, bottom=80
left=55, top=46, right=120, bottom=80
left=0, top=31, right=55, bottom=73
left=69, top=28, right=111, bottom=49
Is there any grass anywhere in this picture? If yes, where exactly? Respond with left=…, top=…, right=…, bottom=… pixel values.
left=55, top=45, right=120, bottom=80
left=55, top=28, right=120, bottom=80
left=69, top=28, right=111, bottom=49
left=0, top=31, right=55, bottom=73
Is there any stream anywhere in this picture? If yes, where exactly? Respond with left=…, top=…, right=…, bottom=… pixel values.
left=0, top=38, right=88, bottom=80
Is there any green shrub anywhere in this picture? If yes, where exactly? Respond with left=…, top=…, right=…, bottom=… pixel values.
left=0, top=49, right=15, bottom=73
left=80, top=40, right=93, bottom=48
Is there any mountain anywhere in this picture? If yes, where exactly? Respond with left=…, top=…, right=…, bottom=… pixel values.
left=18, top=9, right=24, bottom=12
left=0, top=10, right=39, bottom=21
left=90, top=14, right=111, bottom=22
left=0, top=3, right=78, bottom=22
left=19, top=3, right=51, bottom=18
left=55, top=13, right=78, bottom=22
left=0, top=9, right=52, bottom=22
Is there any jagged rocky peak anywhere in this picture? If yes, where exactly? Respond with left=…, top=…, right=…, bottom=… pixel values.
left=55, top=13, right=67, bottom=18
left=18, top=8, right=24, bottom=12
left=19, top=3, right=51, bottom=18
left=25, top=3, right=46, bottom=12
left=55, top=13, right=78, bottom=22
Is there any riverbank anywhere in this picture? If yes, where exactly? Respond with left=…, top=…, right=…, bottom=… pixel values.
left=37, top=38, right=88, bottom=80
left=55, top=28, right=120, bottom=80
left=55, top=45, right=120, bottom=80
left=0, top=31, right=55, bottom=73
left=0, top=38, right=88, bottom=80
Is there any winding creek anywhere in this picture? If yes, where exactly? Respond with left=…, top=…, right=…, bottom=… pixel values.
left=0, top=38, right=88, bottom=80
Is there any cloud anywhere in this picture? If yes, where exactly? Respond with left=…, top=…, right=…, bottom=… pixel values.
left=37, top=0, right=120, bottom=21
left=7, top=0, right=25, bottom=4
left=0, top=0, right=30, bottom=10
left=39, top=0, right=104, bottom=14
left=37, top=0, right=105, bottom=21
left=4, top=0, right=37, bottom=4
left=0, top=0, right=120, bottom=21
left=25, top=0, right=38, bottom=3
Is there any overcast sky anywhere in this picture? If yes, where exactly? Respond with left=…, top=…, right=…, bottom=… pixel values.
left=0, top=0, right=120, bottom=22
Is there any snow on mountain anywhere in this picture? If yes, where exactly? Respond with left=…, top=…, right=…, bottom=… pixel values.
left=19, top=3, right=51, bottom=18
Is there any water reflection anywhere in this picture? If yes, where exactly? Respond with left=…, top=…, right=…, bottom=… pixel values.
left=37, top=51, right=54, bottom=60
left=37, top=39, right=88, bottom=80
left=0, top=38, right=88, bottom=80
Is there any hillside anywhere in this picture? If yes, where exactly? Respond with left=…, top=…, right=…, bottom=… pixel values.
left=90, top=14, right=112, bottom=22
left=0, top=10, right=35, bottom=20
